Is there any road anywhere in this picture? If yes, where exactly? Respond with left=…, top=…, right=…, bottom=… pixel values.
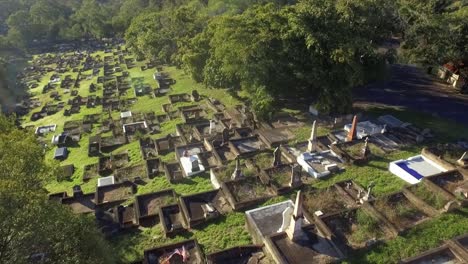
left=354, top=64, right=468, bottom=125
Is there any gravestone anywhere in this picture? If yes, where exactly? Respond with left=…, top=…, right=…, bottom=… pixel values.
left=457, top=151, right=468, bottom=166
left=191, top=90, right=200, bottom=102
left=231, top=156, right=243, bottom=180
left=289, top=164, right=302, bottom=187
left=273, top=146, right=282, bottom=167
left=307, top=120, right=317, bottom=152
left=362, top=137, right=371, bottom=159
left=286, top=190, right=304, bottom=241
left=191, top=158, right=200, bottom=172
left=222, top=128, right=230, bottom=145
left=346, top=115, right=358, bottom=142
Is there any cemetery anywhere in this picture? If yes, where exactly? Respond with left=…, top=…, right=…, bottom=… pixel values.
left=16, top=42, right=468, bottom=263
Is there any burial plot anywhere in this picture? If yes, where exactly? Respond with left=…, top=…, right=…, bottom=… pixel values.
left=143, top=239, right=204, bottom=264
left=401, top=244, right=467, bottom=264
left=146, top=158, right=162, bottom=178
left=426, top=144, right=468, bottom=168
left=114, top=164, right=147, bottom=182
left=139, top=138, right=158, bottom=160
left=155, top=135, right=186, bottom=155
left=135, top=189, right=177, bottom=226
left=222, top=175, right=275, bottom=210
left=406, top=183, right=452, bottom=212
left=303, top=187, right=355, bottom=217
left=335, top=180, right=375, bottom=205
left=61, top=186, right=96, bottom=214
left=331, top=138, right=385, bottom=165
left=58, top=164, right=74, bottom=181
left=256, top=127, right=296, bottom=148
left=296, top=150, right=345, bottom=179
left=180, top=107, right=207, bottom=124
left=229, top=136, right=267, bottom=158
left=164, top=162, right=185, bottom=183
left=179, top=189, right=231, bottom=228
left=371, top=192, right=430, bottom=232
left=427, top=170, right=468, bottom=203
left=262, top=163, right=304, bottom=194
left=95, top=181, right=136, bottom=209
left=389, top=154, right=449, bottom=185
left=100, top=136, right=127, bottom=153
left=318, top=208, right=393, bottom=255
left=169, top=93, right=191, bottom=104
left=206, top=246, right=267, bottom=264
left=160, top=204, right=187, bottom=237
left=83, top=163, right=99, bottom=182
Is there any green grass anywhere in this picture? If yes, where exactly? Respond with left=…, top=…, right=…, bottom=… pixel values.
left=347, top=208, right=468, bottom=263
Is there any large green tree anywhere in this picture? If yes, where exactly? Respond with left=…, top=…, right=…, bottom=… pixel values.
left=0, top=116, right=115, bottom=264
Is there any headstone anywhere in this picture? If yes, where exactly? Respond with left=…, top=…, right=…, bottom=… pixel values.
left=191, top=157, right=200, bottom=172
left=286, top=190, right=304, bottom=241
left=362, top=137, right=371, bottom=159
left=73, top=185, right=83, bottom=197
left=273, top=146, right=282, bottom=167
left=183, top=150, right=189, bottom=157
left=307, top=120, right=317, bottom=152
left=289, top=164, right=302, bottom=187
left=457, top=152, right=468, bottom=166
left=381, top=124, right=387, bottom=134
left=346, top=115, right=358, bottom=142
left=231, top=156, right=243, bottom=180
left=209, top=120, right=215, bottom=135
left=443, top=200, right=459, bottom=212
left=191, top=90, right=200, bottom=102
left=222, top=128, right=230, bottom=145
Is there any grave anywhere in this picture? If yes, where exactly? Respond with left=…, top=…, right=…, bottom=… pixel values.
left=139, top=138, right=158, bottom=160
left=229, top=136, right=267, bottom=157
left=297, top=150, right=344, bottom=179
left=143, top=239, right=204, bottom=264
left=256, top=127, right=296, bottom=148
left=135, top=189, right=177, bottom=226
left=35, top=124, right=56, bottom=135
left=401, top=244, right=467, bottom=264
left=146, top=158, right=162, bottom=178
left=58, top=164, right=74, bottom=181
left=389, top=155, right=448, bottom=184
left=160, top=204, right=187, bottom=237
left=206, top=246, right=267, bottom=264
left=61, top=186, right=96, bottom=214
left=222, top=175, right=275, bottom=210
left=164, top=162, right=185, bottom=183
left=54, top=147, right=68, bottom=160
left=95, top=181, right=137, bottom=209
left=114, top=165, right=147, bottom=182
left=303, top=187, right=355, bottom=217
left=179, top=189, right=231, bottom=228
left=371, top=192, right=430, bottom=232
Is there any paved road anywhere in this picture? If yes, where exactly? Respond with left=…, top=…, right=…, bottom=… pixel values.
left=354, top=64, right=468, bottom=125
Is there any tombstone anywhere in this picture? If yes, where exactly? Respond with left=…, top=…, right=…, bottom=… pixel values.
left=381, top=124, right=387, bottom=134
left=307, top=120, right=317, bottom=152
left=346, top=115, right=358, bottom=142
left=191, top=90, right=200, bottom=102
left=183, top=150, right=189, bottom=157
left=444, top=200, right=460, bottom=212
left=194, top=110, right=200, bottom=119
left=286, top=190, right=304, bottom=241
left=362, top=137, right=371, bottom=159
left=359, top=182, right=374, bottom=204
left=209, top=120, right=215, bottom=135
left=231, top=156, right=243, bottom=180
left=222, top=128, right=230, bottom=145
left=289, top=164, right=302, bottom=187
left=273, top=146, right=282, bottom=167
left=457, top=151, right=468, bottom=166
left=72, top=185, right=83, bottom=197
left=191, top=157, right=200, bottom=172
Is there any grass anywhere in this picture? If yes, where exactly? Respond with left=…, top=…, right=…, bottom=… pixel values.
left=346, top=208, right=468, bottom=263
left=349, top=209, right=383, bottom=244
left=410, top=184, right=448, bottom=210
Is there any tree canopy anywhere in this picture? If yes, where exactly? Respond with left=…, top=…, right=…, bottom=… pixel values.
left=0, top=116, right=115, bottom=264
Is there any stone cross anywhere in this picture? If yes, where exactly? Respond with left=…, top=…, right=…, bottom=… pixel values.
left=307, top=120, right=317, bottom=152
left=231, top=156, right=243, bottom=180
left=346, top=115, right=358, bottom=142
left=273, top=146, right=282, bottom=167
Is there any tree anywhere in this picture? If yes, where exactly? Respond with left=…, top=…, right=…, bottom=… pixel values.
left=0, top=116, right=115, bottom=264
